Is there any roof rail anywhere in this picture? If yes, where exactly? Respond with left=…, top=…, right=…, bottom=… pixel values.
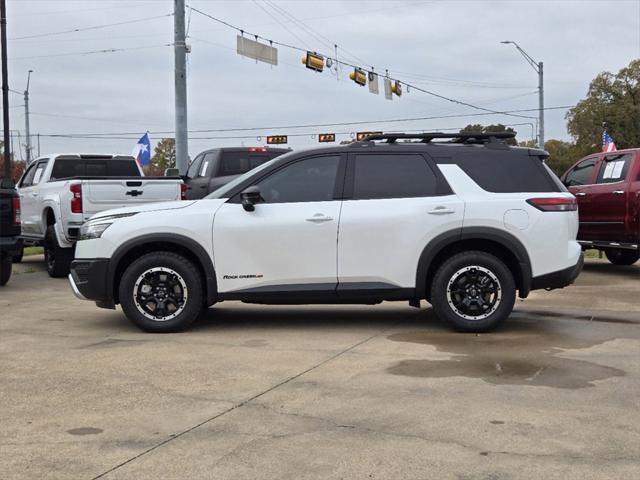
left=355, top=132, right=516, bottom=145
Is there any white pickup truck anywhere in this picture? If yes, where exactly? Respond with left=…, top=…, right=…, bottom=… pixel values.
left=17, top=154, right=185, bottom=277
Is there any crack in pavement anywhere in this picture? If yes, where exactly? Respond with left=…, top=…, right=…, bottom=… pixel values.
left=90, top=322, right=401, bottom=479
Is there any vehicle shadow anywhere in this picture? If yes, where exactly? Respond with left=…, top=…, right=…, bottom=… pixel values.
left=582, top=261, right=640, bottom=279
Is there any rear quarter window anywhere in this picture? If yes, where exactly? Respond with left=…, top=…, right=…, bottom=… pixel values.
left=453, top=150, right=560, bottom=193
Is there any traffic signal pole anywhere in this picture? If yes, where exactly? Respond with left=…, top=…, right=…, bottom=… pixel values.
left=1, top=0, right=11, bottom=179
left=174, top=0, right=189, bottom=175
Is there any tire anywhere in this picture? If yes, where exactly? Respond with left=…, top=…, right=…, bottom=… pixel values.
left=430, top=251, right=516, bottom=333
left=0, top=256, right=12, bottom=286
left=604, top=248, right=639, bottom=266
left=44, top=225, right=74, bottom=278
left=12, top=248, right=23, bottom=263
left=118, top=251, right=204, bottom=333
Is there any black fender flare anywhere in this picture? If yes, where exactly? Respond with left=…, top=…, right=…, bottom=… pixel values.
left=415, top=227, right=532, bottom=299
left=109, top=233, right=218, bottom=305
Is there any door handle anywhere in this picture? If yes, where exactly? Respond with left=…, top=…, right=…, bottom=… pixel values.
left=574, top=192, right=587, bottom=197
left=199, top=185, right=207, bottom=188
left=428, top=206, right=455, bottom=215
left=30, top=192, right=39, bottom=197
left=305, top=213, right=333, bottom=223
left=612, top=190, right=625, bottom=195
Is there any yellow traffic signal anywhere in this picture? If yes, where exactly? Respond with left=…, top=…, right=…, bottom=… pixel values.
left=349, top=68, right=367, bottom=86
left=391, top=80, right=402, bottom=97
left=267, top=135, right=288, bottom=145
left=302, top=52, right=324, bottom=72
left=318, top=133, right=336, bottom=143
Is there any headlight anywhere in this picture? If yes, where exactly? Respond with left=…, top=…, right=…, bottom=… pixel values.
left=80, top=222, right=113, bottom=240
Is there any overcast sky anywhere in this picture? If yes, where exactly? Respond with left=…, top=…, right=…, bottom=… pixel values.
left=6, top=0, right=640, bottom=161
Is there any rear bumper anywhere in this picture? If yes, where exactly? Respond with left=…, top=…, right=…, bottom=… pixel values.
left=69, top=258, right=112, bottom=304
left=531, top=253, right=584, bottom=291
left=0, top=236, right=22, bottom=257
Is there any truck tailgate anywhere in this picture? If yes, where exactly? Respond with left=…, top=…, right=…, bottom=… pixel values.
left=84, top=179, right=181, bottom=216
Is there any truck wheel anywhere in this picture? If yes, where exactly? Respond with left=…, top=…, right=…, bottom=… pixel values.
left=44, top=225, right=73, bottom=278
left=0, top=256, right=12, bottom=286
left=604, top=248, right=639, bottom=266
left=12, top=248, right=23, bottom=263
left=118, top=251, right=204, bottom=333
left=430, top=251, right=516, bottom=333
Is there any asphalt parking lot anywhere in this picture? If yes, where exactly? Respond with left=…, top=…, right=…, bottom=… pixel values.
left=1, top=255, right=639, bottom=480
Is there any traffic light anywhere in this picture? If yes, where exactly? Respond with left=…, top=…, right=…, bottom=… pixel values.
left=267, top=135, right=288, bottom=145
left=349, top=68, right=367, bottom=86
left=391, top=80, right=402, bottom=97
left=356, top=131, right=383, bottom=141
left=318, top=133, right=336, bottom=143
left=302, top=52, right=324, bottom=72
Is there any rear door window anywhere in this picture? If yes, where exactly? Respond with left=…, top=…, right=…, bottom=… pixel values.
left=198, top=152, right=217, bottom=178
left=596, top=154, right=632, bottom=184
left=352, top=153, right=437, bottom=199
left=32, top=160, right=49, bottom=185
left=220, top=152, right=271, bottom=176
left=565, top=158, right=597, bottom=187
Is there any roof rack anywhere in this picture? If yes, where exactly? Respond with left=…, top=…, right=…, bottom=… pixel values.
left=356, top=132, right=516, bottom=145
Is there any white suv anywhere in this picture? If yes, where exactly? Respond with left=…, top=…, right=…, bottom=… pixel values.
left=69, top=133, right=583, bottom=333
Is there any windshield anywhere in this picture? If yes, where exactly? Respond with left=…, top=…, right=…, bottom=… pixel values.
left=205, top=151, right=296, bottom=199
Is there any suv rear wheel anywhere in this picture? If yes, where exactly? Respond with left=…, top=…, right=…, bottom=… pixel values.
left=604, top=248, right=639, bottom=266
left=430, top=251, right=516, bottom=332
left=118, top=251, right=204, bottom=332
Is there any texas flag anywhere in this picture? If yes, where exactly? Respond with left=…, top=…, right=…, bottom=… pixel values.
left=602, top=130, right=617, bottom=153
left=132, top=132, right=151, bottom=167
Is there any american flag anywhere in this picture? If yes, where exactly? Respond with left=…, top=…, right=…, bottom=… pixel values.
left=602, top=130, right=617, bottom=153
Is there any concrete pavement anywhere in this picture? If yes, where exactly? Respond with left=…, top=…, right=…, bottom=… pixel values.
left=1, top=255, right=639, bottom=479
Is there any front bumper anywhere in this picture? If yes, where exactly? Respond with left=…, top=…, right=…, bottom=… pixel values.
left=69, top=259, right=112, bottom=305
left=0, top=236, right=22, bottom=257
left=531, top=253, right=584, bottom=291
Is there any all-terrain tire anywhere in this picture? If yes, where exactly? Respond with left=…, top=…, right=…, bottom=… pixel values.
left=44, top=225, right=74, bottom=278
left=430, top=251, right=516, bottom=332
left=118, top=251, right=204, bottom=333
left=604, top=248, right=639, bottom=266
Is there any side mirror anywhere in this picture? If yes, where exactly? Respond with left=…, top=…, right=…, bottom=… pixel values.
left=164, top=168, right=180, bottom=177
left=240, top=185, right=262, bottom=212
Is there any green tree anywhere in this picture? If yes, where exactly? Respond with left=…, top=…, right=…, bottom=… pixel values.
left=459, top=124, right=518, bottom=145
left=146, top=138, right=176, bottom=176
left=543, top=139, right=581, bottom=177
left=566, top=59, right=640, bottom=156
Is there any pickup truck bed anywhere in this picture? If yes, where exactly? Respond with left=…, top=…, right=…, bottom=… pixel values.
left=17, top=154, right=185, bottom=277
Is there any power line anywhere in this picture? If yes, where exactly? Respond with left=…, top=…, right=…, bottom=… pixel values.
left=36, top=105, right=575, bottom=138
left=187, top=6, right=535, bottom=120
left=10, top=44, right=172, bottom=60
left=10, top=13, right=174, bottom=41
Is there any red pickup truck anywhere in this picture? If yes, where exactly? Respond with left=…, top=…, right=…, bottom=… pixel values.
left=561, top=148, right=639, bottom=265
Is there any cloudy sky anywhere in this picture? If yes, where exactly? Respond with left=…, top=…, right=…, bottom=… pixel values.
left=6, top=0, right=640, bottom=161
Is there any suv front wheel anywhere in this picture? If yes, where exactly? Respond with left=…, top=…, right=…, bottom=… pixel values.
left=119, top=252, right=204, bottom=332
left=430, top=251, right=516, bottom=332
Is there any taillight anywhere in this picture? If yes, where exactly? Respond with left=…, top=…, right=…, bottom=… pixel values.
left=70, top=183, right=82, bottom=213
left=12, top=196, right=20, bottom=225
left=249, top=147, right=267, bottom=152
left=527, top=197, right=577, bottom=212
left=180, top=182, right=188, bottom=200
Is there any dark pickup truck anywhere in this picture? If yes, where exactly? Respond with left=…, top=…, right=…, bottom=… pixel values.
left=183, top=146, right=290, bottom=199
left=0, top=179, right=22, bottom=285
left=562, top=148, right=639, bottom=265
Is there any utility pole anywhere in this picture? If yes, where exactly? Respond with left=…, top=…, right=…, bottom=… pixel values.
left=174, top=0, right=189, bottom=174
left=1, top=0, right=11, bottom=179
left=24, top=69, right=32, bottom=163
left=501, top=41, right=544, bottom=148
